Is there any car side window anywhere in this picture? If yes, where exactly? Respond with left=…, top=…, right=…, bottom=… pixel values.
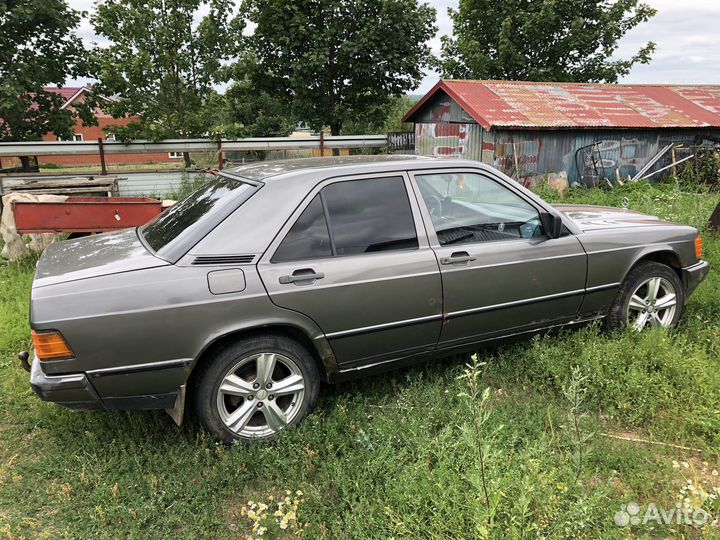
left=322, top=177, right=418, bottom=255
left=416, top=173, right=543, bottom=246
left=272, top=194, right=332, bottom=262
left=273, top=177, right=419, bottom=262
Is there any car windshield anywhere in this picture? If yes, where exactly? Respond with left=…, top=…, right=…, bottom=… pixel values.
left=141, top=174, right=256, bottom=256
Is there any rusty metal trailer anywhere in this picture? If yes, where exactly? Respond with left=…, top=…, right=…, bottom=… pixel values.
left=12, top=197, right=163, bottom=234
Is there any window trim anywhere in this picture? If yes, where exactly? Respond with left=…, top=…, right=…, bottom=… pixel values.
left=264, top=172, right=429, bottom=264
left=318, top=190, right=338, bottom=256
left=408, top=167, right=559, bottom=248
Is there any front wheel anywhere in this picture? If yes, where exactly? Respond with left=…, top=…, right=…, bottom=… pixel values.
left=606, top=261, right=684, bottom=331
left=193, top=334, right=321, bottom=444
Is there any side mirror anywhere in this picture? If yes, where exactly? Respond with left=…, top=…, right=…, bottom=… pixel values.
left=540, top=211, right=563, bottom=239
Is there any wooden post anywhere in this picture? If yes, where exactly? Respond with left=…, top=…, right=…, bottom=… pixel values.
left=512, top=142, right=520, bottom=180
left=97, top=138, right=108, bottom=176
left=319, top=131, right=325, bottom=157
left=216, top=135, right=223, bottom=170
left=671, top=146, right=677, bottom=178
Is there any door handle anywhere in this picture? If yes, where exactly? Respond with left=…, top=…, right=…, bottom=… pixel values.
left=440, top=251, right=477, bottom=265
left=279, top=269, right=325, bottom=285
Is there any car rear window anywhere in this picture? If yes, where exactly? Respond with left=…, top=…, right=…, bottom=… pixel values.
left=141, top=175, right=256, bottom=257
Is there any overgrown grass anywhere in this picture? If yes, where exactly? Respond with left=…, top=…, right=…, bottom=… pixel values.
left=1, top=182, right=719, bottom=539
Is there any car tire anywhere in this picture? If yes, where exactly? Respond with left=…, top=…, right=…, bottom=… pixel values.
left=192, top=333, right=321, bottom=444
left=605, top=261, right=684, bottom=331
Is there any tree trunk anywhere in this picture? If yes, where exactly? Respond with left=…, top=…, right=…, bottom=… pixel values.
left=183, top=151, right=191, bottom=169
left=330, top=121, right=342, bottom=156
left=20, top=156, right=32, bottom=172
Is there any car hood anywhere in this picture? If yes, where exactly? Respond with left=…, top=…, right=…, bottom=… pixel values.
left=554, top=204, right=669, bottom=232
left=33, top=228, right=169, bottom=288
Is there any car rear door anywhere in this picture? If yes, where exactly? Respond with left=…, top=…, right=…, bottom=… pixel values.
left=409, top=168, right=587, bottom=348
left=257, top=173, right=443, bottom=369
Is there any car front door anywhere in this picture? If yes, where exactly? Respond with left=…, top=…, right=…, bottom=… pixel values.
left=257, top=173, right=443, bottom=368
left=409, top=168, right=587, bottom=348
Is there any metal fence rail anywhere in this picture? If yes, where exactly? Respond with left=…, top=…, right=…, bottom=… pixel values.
left=0, top=135, right=387, bottom=157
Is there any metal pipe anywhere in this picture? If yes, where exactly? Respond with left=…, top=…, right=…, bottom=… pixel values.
left=631, top=143, right=673, bottom=181
left=641, top=154, right=694, bottom=180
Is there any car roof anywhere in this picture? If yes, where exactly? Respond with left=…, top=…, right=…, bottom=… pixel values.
left=223, top=154, right=478, bottom=182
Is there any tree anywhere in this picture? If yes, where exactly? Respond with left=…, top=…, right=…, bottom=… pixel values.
left=221, top=55, right=296, bottom=138
left=242, top=0, right=437, bottom=138
left=439, top=0, right=656, bottom=83
left=342, top=94, right=418, bottom=135
left=0, top=0, right=96, bottom=168
left=91, top=0, right=244, bottom=166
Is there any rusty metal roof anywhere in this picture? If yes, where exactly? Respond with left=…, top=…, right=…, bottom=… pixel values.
left=404, top=80, right=720, bottom=130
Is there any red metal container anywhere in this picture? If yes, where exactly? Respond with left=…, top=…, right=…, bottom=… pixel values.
left=13, top=197, right=164, bottom=234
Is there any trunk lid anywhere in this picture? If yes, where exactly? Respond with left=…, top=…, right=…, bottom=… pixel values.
left=33, top=228, right=168, bottom=288
left=554, top=204, right=668, bottom=232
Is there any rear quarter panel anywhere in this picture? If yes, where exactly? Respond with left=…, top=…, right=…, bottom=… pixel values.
left=30, top=265, right=327, bottom=398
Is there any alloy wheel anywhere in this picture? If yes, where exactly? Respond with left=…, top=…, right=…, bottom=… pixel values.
left=626, top=276, right=678, bottom=331
left=216, top=352, right=306, bottom=438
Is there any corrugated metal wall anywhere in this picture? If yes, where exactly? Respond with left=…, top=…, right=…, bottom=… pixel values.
left=117, top=172, right=190, bottom=197
left=415, top=123, right=720, bottom=185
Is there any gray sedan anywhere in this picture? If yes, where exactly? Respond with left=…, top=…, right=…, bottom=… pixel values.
left=27, top=156, right=709, bottom=443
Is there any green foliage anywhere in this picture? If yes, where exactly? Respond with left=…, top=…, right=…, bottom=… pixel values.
left=165, top=172, right=210, bottom=201
left=562, top=367, right=593, bottom=484
left=242, top=0, right=436, bottom=135
left=342, top=94, right=418, bottom=135
left=0, top=0, right=96, bottom=142
left=679, top=149, right=720, bottom=191
left=90, top=0, right=244, bottom=141
left=220, top=56, right=297, bottom=138
left=439, top=0, right=657, bottom=82
left=1, top=185, right=720, bottom=539
left=457, top=356, right=501, bottom=535
left=536, top=179, right=718, bottom=232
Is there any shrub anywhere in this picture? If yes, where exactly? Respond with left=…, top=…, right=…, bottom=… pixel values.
left=679, top=148, right=720, bottom=191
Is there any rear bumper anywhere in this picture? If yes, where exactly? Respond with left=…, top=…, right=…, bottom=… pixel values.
left=30, top=355, right=182, bottom=411
left=30, top=355, right=104, bottom=411
left=682, top=260, right=710, bottom=302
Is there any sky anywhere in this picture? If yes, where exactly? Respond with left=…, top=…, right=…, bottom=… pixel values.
left=67, top=0, right=720, bottom=94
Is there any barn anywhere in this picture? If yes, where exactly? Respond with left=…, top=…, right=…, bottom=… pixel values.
left=403, top=80, right=720, bottom=187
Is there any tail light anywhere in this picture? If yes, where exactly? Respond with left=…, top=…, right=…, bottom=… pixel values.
left=32, top=330, right=75, bottom=360
left=695, top=235, right=703, bottom=260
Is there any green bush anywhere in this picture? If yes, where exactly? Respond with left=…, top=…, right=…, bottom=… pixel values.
left=679, top=149, right=720, bottom=191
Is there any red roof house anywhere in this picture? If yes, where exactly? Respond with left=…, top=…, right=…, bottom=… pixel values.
left=404, top=80, right=720, bottom=185
left=37, top=85, right=179, bottom=168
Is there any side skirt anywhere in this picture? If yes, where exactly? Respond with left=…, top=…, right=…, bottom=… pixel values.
left=328, top=314, right=604, bottom=383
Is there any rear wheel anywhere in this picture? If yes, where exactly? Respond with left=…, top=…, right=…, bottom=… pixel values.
left=193, top=334, right=321, bottom=444
left=606, top=261, right=684, bottom=331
